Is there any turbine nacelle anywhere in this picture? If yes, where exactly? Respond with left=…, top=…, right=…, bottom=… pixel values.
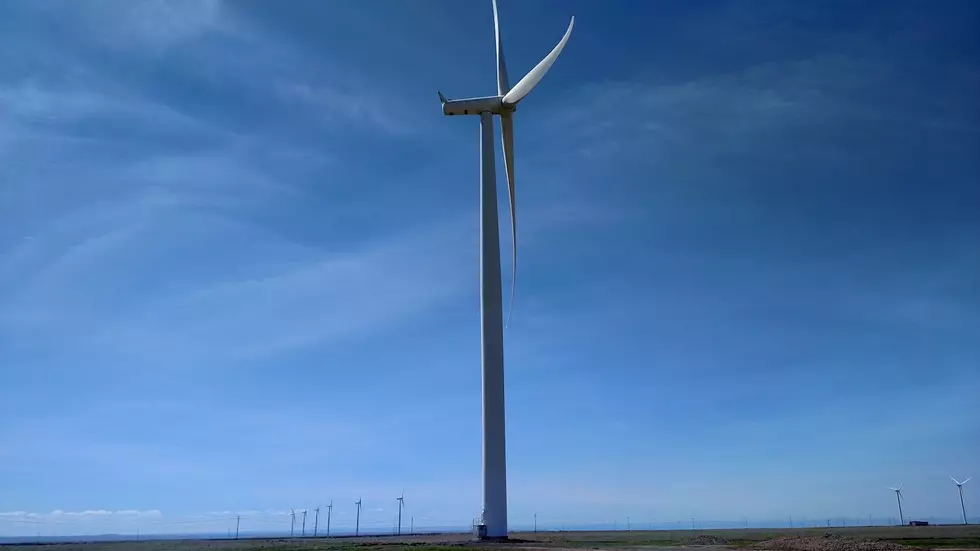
left=439, top=94, right=511, bottom=116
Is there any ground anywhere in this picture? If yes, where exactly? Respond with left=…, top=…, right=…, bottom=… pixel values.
left=3, top=526, right=980, bottom=551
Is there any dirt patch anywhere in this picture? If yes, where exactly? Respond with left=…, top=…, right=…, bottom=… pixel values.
left=684, top=535, right=732, bottom=546
left=751, top=533, right=914, bottom=551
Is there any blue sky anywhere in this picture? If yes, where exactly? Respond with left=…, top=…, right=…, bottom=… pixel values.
left=1, top=0, right=979, bottom=537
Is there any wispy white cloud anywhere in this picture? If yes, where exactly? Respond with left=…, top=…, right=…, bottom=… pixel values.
left=1, top=82, right=127, bottom=120
left=0, top=510, right=161, bottom=518
left=0, top=217, right=473, bottom=365
left=544, top=54, right=978, bottom=166
left=19, top=0, right=224, bottom=54
left=276, top=81, right=414, bottom=137
left=122, top=151, right=299, bottom=201
left=0, top=78, right=226, bottom=149
left=93, top=0, right=223, bottom=51
left=0, top=1, right=433, bottom=356
left=1, top=0, right=415, bottom=147
left=1, top=55, right=434, bottom=364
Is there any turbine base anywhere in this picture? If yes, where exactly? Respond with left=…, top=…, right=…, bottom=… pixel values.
left=473, top=524, right=508, bottom=541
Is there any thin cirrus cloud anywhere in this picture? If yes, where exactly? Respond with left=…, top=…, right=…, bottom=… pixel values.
left=274, top=81, right=415, bottom=137
left=0, top=0, right=460, bottom=369
left=9, top=0, right=222, bottom=55
left=2, top=215, right=472, bottom=366
left=545, top=55, right=978, bottom=166
left=1, top=0, right=417, bottom=150
left=0, top=510, right=162, bottom=518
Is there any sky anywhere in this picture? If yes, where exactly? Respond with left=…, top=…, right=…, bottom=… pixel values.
left=1, top=0, right=979, bottom=538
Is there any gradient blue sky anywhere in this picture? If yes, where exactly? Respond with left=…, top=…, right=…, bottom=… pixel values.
left=1, top=0, right=979, bottom=537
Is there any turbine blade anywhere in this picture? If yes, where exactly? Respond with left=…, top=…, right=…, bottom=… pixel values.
left=964, top=477, right=972, bottom=485
left=501, top=16, right=574, bottom=105
left=492, top=0, right=510, bottom=96
left=501, top=111, right=516, bottom=327
left=952, top=476, right=961, bottom=485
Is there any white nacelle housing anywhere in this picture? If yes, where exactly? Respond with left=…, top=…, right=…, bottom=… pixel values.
left=441, top=95, right=506, bottom=116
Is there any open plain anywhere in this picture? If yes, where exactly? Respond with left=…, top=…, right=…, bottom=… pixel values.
left=3, top=526, right=979, bottom=551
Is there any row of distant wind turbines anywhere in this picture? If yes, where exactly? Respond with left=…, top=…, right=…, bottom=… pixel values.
left=285, top=494, right=409, bottom=538
left=888, top=477, right=972, bottom=525
left=277, top=478, right=972, bottom=539
left=267, top=477, right=971, bottom=539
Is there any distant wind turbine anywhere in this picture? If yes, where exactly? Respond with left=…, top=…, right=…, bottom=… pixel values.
left=327, top=500, right=333, bottom=537
left=355, top=498, right=362, bottom=536
left=437, top=0, right=574, bottom=539
left=888, top=484, right=905, bottom=525
left=396, top=493, right=405, bottom=536
left=951, top=476, right=972, bottom=525
left=290, top=509, right=296, bottom=537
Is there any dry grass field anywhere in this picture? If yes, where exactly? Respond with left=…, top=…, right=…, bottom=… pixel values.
left=3, top=525, right=979, bottom=551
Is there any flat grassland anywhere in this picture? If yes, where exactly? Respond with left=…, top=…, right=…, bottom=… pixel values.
left=3, top=525, right=979, bottom=551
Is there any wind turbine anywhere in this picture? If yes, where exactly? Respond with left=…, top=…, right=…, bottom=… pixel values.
left=951, top=476, right=972, bottom=525
left=396, top=493, right=405, bottom=536
left=888, top=484, right=905, bottom=525
left=327, top=500, right=333, bottom=537
left=355, top=498, right=362, bottom=536
left=438, top=0, right=574, bottom=539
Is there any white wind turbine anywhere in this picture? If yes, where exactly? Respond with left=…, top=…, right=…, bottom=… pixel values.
left=396, top=493, right=405, bottom=535
left=888, top=484, right=905, bottom=525
left=438, top=0, right=574, bottom=539
left=951, top=476, right=972, bottom=525
left=354, top=498, right=362, bottom=536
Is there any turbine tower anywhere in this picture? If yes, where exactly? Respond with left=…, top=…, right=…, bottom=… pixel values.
left=438, top=0, right=574, bottom=539
left=888, top=484, right=905, bottom=526
left=355, top=498, right=362, bottom=536
left=327, top=500, right=333, bottom=537
left=396, top=493, right=405, bottom=536
left=951, top=476, right=972, bottom=525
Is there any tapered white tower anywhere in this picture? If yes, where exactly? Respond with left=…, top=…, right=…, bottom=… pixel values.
left=951, top=477, right=972, bottom=525
left=438, top=0, right=574, bottom=539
